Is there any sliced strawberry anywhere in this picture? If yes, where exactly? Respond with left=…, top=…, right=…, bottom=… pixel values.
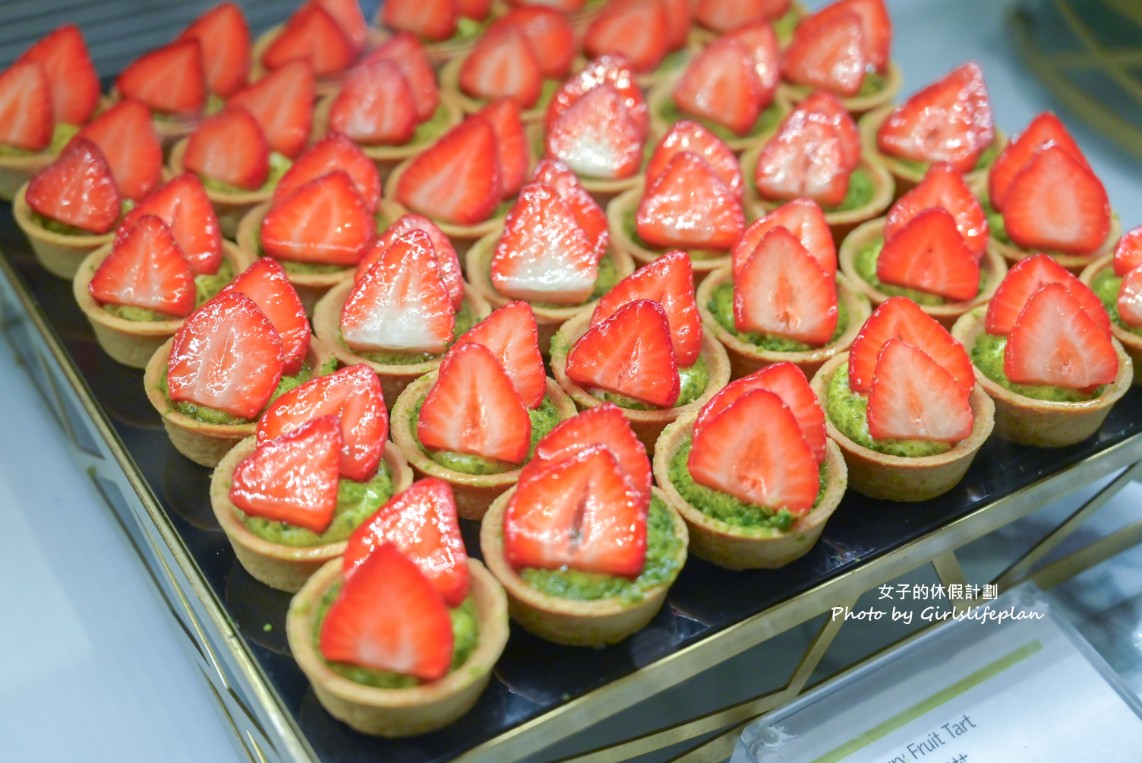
left=258, top=364, right=388, bottom=482
left=320, top=542, right=453, bottom=680
left=867, top=339, right=973, bottom=442
left=783, top=8, right=868, bottom=97
left=0, top=61, right=52, bottom=151
left=120, top=174, right=222, bottom=275
left=984, top=253, right=1111, bottom=338
left=178, top=2, right=251, bottom=98
left=754, top=108, right=849, bottom=207
left=492, top=183, right=597, bottom=305
left=646, top=120, right=743, bottom=199
left=797, top=90, right=862, bottom=172
left=358, top=215, right=462, bottom=308
left=811, top=0, right=892, bottom=73
left=546, top=83, right=643, bottom=181
left=490, top=7, right=577, bottom=79
left=1002, top=145, right=1111, bottom=256
left=734, top=226, right=838, bottom=345
left=25, top=138, right=120, bottom=234
left=274, top=132, right=382, bottom=213
left=1113, top=225, right=1142, bottom=277
left=183, top=107, right=269, bottom=191
left=15, top=24, right=100, bottom=125
left=316, top=0, right=369, bottom=51
left=592, top=250, right=701, bottom=366
left=566, top=299, right=680, bottom=407
left=76, top=99, right=163, bottom=201
left=329, top=58, right=418, bottom=147
left=167, top=290, right=284, bottom=419
left=89, top=215, right=195, bottom=318
left=659, top=0, right=692, bottom=50
left=885, top=162, right=988, bottom=259
left=364, top=34, right=439, bottom=122
left=458, top=0, right=493, bottom=20
left=229, top=59, right=314, bottom=159
left=688, top=389, right=819, bottom=513
left=459, top=301, right=546, bottom=409
left=695, top=0, right=792, bottom=33
left=221, top=258, right=310, bottom=374
left=1117, top=266, right=1142, bottom=328
left=877, top=208, right=981, bottom=302
left=473, top=99, right=529, bottom=198
left=988, top=112, right=1089, bottom=212
left=459, top=25, right=544, bottom=110
left=507, top=0, right=586, bottom=13
left=848, top=296, right=974, bottom=394
left=261, top=171, right=372, bottom=265
left=341, top=229, right=456, bottom=354
left=637, top=151, right=744, bottom=250
left=381, top=0, right=458, bottom=42
left=546, top=54, right=649, bottom=139
left=732, top=199, right=836, bottom=279
left=418, top=341, right=532, bottom=464
left=116, top=39, right=206, bottom=116
left=584, top=0, right=668, bottom=74
left=343, top=479, right=469, bottom=605
left=529, top=158, right=609, bottom=259
left=396, top=117, right=503, bottom=225
left=1005, top=283, right=1118, bottom=388
left=262, top=3, right=356, bottom=78
left=727, top=21, right=781, bottom=98
left=877, top=62, right=994, bottom=172
left=673, top=38, right=765, bottom=136
left=504, top=444, right=647, bottom=577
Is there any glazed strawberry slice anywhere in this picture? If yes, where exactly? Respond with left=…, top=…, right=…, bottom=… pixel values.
left=26, top=138, right=120, bottom=234
left=867, top=339, right=973, bottom=442
left=547, top=83, right=644, bottom=181
left=1005, top=283, right=1118, bottom=388
left=592, top=250, right=702, bottom=366
left=320, top=542, right=454, bottom=680
left=754, top=109, right=849, bottom=207
left=637, top=152, right=744, bottom=250
left=984, top=254, right=1111, bottom=338
left=88, top=215, right=195, bottom=318
left=343, top=479, right=469, bottom=605
left=261, top=171, right=373, bottom=265
left=988, top=112, right=1089, bottom=212
left=798, top=90, right=862, bottom=173
left=76, top=99, right=164, bottom=201
left=167, top=290, right=284, bottom=420
left=116, top=39, right=206, bottom=116
left=673, top=38, right=765, bottom=136
left=877, top=62, right=994, bottom=173
left=877, top=208, right=981, bottom=302
left=584, top=0, right=669, bottom=74
left=357, top=215, right=463, bottom=308
left=341, top=229, right=456, bottom=354
left=1117, top=266, right=1142, bottom=328
left=120, top=174, right=222, bottom=275
left=458, top=0, right=493, bottom=20
left=727, top=21, right=781, bottom=98
left=491, top=183, right=598, bottom=305
left=474, top=99, right=530, bottom=198
left=1113, top=225, right=1142, bottom=277
left=221, top=258, right=310, bottom=374
left=529, top=159, right=609, bottom=259
left=732, top=199, right=836, bottom=279
left=566, top=299, right=680, bottom=407
left=646, top=121, right=743, bottom=199
left=783, top=7, right=868, bottom=97
left=328, top=59, right=418, bottom=147
left=459, top=301, right=547, bottom=409
left=183, top=106, right=270, bottom=191
left=0, top=61, right=52, bottom=151
left=15, top=25, right=100, bottom=126
left=418, top=341, right=532, bottom=464
left=364, top=34, right=439, bottom=122
left=848, top=296, right=974, bottom=394
left=258, top=364, right=387, bottom=481
left=177, top=2, right=251, bottom=98
left=507, top=0, right=585, bottom=11
left=885, top=162, right=988, bottom=259
left=695, top=0, right=792, bottom=33
left=459, top=26, right=544, bottom=109
left=381, top=0, right=458, bottom=42
left=316, top=0, right=369, bottom=51
left=262, top=3, right=356, bottom=78
left=811, top=0, right=892, bottom=73
left=546, top=55, right=649, bottom=139
left=688, top=389, right=819, bottom=513
left=1002, top=145, right=1110, bottom=255
left=504, top=444, right=647, bottom=577
left=734, top=227, right=838, bottom=345
left=396, top=117, right=503, bottom=225
left=274, top=132, right=382, bottom=213
left=229, top=60, right=314, bottom=159
left=658, top=0, right=692, bottom=50
left=490, top=7, right=577, bottom=79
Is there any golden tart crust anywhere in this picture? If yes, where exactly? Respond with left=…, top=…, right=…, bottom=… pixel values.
left=13, top=182, right=116, bottom=280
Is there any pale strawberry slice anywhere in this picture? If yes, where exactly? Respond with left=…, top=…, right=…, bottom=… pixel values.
left=396, top=117, right=503, bottom=225
left=262, top=3, right=356, bottom=78
left=418, top=341, right=532, bottom=464
left=343, top=479, right=469, bottom=605
left=0, top=61, right=52, bottom=151
left=584, top=0, right=669, bottom=74
left=695, top=0, right=792, bottom=33
left=636, top=151, right=744, bottom=250
left=546, top=83, right=644, bottom=180
left=754, top=109, right=849, bottom=207
left=591, top=250, right=702, bottom=367
left=811, top=0, right=892, bottom=73
left=848, top=296, right=974, bottom=394
left=504, top=444, right=647, bottom=577
left=673, top=37, right=765, bottom=136
left=229, top=59, right=314, bottom=159
left=316, top=0, right=369, bottom=51
left=877, top=208, right=981, bottom=302
left=1005, top=283, right=1118, bottom=388
left=89, top=215, right=195, bottom=318
left=458, top=301, right=546, bottom=409
left=867, top=339, right=973, bottom=442
left=167, top=291, right=284, bottom=420
left=1117, top=266, right=1142, bottom=328
left=14, top=24, right=100, bottom=126
left=490, top=7, right=577, bottom=79
left=116, top=39, right=206, bottom=116
left=783, top=7, right=868, bottom=97
left=1002, top=145, right=1110, bottom=255
left=258, top=364, right=388, bottom=482
left=688, top=388, right=820, bottom=513
left=458, top=0, right=493, bottom=20
left=646, top=120, right=743, bottom=199
left=177, top=2, right=251, bottom=98
left=261, top=171, right=373, bottom=265
left=26, top=138, right=120, bottom=234
left=459, top=26, right=544, bottom=109
left=984, top=254, right=1111, bottom=338
left=76, top=99, right=164, bottom=201
left=491, top=183, right=598, bottom=305
left=1113, top=225, right=1142, bottom=277
left=988, top=112, right=1089, bottom=212
left=221, top=258, right=311, bottom=374
left=328, top=59, right=418, bottom=147
left=885, top=162, right=988, bottom=259
left=734, top=226, right=837, bottom=345
left=364, top=34, right=439, bottom=122
left=183, top=106, right=270, bottom=191
left=566, top=299, right=680, bottom=407
left=529, top=158, right=609, bottom=259
left=381, top=0, right=458, bottom=42
left=797, top=90, right=862, bottom=172
left=727, top=21, right=781, bottom=99
left=546, top=54, right=649, bottom=139
left=732, top=199, right=836, bottom=279
left=341, top=229, right=456, bottom=354
left=357, top=215, right=462, bottom=309
left=319, top=542, right=454, bottom=680
left=274, top=132, right=382, bottom=213
left=877, top=62, right=994, bottom=172
left=120, top=174, right=222, bottom=275
left=473, top=99, right=530, bottom=198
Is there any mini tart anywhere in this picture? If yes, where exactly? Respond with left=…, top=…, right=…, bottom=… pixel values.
left=143, top=335, right=335, bottom=467
left=105, top=88, right=200, bottom=147
left=73, top=239, right=255, bottom=368
left=810, top=353, right=995, bottom=502
left=653, top=413, right=846, bottom=569
left=777, top=60, right=904, bottom=118
left=696, top=266, right=871, bottom=380
left=250, top=23, right=364, bottom=97
left=168, top=137, right=284, bottom=239
left=951, top=306, right=1133, bottom=447
left=1080, top=255, right=1142, bottom=384
left=838, top=217, right=1007, bottom=329
left=438, top=55, right=560, bottom=124
left=211, top=438, right=413, bottom=592
left=688, top=1, right=807, bottom=49
left=287, top=556, right=509, bottom=737
left=524, top=121, right=642, bottom=207
left=13, top=183, right=116, bottom=279
left=646, top=81, right=791, bottom=153
left=549, top=308, right=732, bottom=451
left=390, top=374, right=578, bottom=520
left=479, top=485, right=688, bottom=646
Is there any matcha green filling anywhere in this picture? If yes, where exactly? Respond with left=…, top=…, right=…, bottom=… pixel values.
left=826, top=365, right=952, bottom=457
left=659, top=94, right=784, bottom=144
left=623, top=205, right=726, bottom=261
left=200, top=152, right=291, bottom=195
left=101, top=261, right=234, bottom=321
left=1091, top=268, right=1142, bottom=337
left=825, top=165, right=875, bottom=214
left=451, top=16, right=489, bottom=44
left=0, top=123, right=78, bottom=157
left=857, top=71, right=888, bottom=98
left=30, top=197, right=132, bottom=237
left=708, top=281, right=850, bottom=351
left=970, top=332, right=1103, bottom=402
left=160, top=360, right=317, bottom=425
left=890, top=140, right=1001, bottom=176
left=347, top=303, right=475, bottom=366
left=591, top=356, right=709, bottom=410
left=408, top=101, right=454, bottom=146
left=853, top=238, right=987, bottom=306
left=773, top=6, right=801, bottom=43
